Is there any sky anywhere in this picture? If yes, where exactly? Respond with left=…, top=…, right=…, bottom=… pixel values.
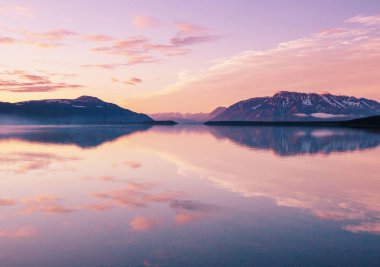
left=1, top=0, right=380, bottom=113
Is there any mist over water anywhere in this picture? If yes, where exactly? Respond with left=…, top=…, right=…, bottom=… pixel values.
left=0, top=125, right=379, bottom=267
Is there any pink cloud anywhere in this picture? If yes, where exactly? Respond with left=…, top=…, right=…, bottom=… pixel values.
left=128, top=14, right=380, bottom=112
left=0, top=4, right=35, bottom=18
left=92, top=181, right=185, bottom=210
left=0, top=151, right=79, bottom=174
left=346, top=15, right=380, bottom=26
left=130, top=216, right=161, bottom=231
left=0, top=226, right=37, bottom=238
left=112, top=77, right=142, bottom=86
left=0, top=198, right=17, bottom=206
left=345, top=222, right=380, bottom=234
left=81, top=63, right=127, bottom=70
left=170, top=34, right=220, bottom=46
left=0, top=36, right=17, bottom=45
left=176, top=22, right=208, bottom=33
left=21, top=195, right=75, bottom=214
left=175, top=212, right=204, bottom=225
left=0, top=70, right=83, bottom=93
left=131, top=16, right=162, bottom=29
left=83, top=34, right=114, bottom=42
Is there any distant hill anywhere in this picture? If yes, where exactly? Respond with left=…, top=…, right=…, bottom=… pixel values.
left=150, top=106, right=226, bottom=123
left=0, top=96, right=157, bottom=125
left=211, top=91, right=380, bottom=121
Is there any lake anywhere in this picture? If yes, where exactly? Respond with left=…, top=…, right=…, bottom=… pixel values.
left=0, top=125, right=379, bottom=266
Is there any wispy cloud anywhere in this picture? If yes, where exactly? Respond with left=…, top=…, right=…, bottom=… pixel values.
left=0, top=226, right=36, bottom=238
left=22, top=195, right=75, bottom=214
left=130, top=216, right=161, bottom=231
left=0, top=151, right=79, bottom=173
left=176, top=22, right=208, bottom=34
left=0, top=70, right=82, bottom=93
left=89, top=21, right=219, bottom=67
left=82, top=34, right=114, bottom=42
left=112, top=77, right=142, bottom=86
left=0, top=36, right=17, bottom=45
left=346, top=15, right=380, bottom=26
left=170, top=34, right=220, bottom=46
left=0, top=4, right=35, bottom=18
left=131, top=15, right=162, bottom=29
left=129, top=14, right=380, bottom=112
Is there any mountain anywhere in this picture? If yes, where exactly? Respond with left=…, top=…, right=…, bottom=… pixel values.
left=211, top=91, right=380, bottom=121
left=208, top=126, right=380, bottom=156
left=0, top=96, right=155, bottom=124
left=150, top=107, right=226, bottom=123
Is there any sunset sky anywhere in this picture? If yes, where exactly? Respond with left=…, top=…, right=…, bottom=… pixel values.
left=1, top=0, right=380, bottom=113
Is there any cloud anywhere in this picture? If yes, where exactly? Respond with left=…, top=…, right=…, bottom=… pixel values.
left=0, top=152, right=79, bottom=173
left=112, top=77, right=142, bottom=86
left=0, top=226, right=36, bottom=238
left=82, top=34, right=114, bottom=42
left=170, top=200, right=218, bottom=225
left=0, top=70, right=83, bottom=93
left=131, top=16, right=162, bottom=29
left=176, top=22, right=208, bottom=34
left=81, top=63, right=127, bottom=70
left=113, top=160, right=142, bottom=168
left=345, top=222, right=380, bottom=234
left=0, top=4, right=35, bottom=18
left=130, top=216, right=161, bottom=231
left=0, top=198, right=17, bottom=206
left=170, top=34, right=220, bottom=46
left=90, top=22, right=219, bottom=66
left=140, top=128, right=380, bottom=234
left=23, top=29, right=77, bottom=41
left=92, top=181, right=185, bottom=212
left=17, top=29, right=78, bottom=48
left=21, top=195, right=75, bottom=214
left=174, top=212, right=204, bottom=225
left=0, top=36, right=17, bottom=45
left=128, top=14, right=380, bottom=112
left=346, top=15, right=380, bottom=26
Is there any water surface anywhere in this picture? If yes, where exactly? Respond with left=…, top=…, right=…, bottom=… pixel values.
left=0, top=125, right=379, bottom=266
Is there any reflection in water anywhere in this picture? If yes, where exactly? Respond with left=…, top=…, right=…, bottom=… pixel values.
left=0, top=124, right=152, bottom=148
left=208, top=126, right=380, bottom=156
left=0, top=125, right=379, bottom=266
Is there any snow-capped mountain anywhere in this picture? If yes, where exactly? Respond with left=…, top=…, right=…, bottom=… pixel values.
left=150, top=106, right=226, bottom=123
left=0, top=96, right=154, bottom=124
left=211, top=91, right=380, bottom=121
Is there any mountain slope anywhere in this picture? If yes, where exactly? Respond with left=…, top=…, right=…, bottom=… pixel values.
left=150, top=106, right=226, bottom=123
left=211, top=91, right=380, bottom=121
left=0, top=96, right=154, bottom=124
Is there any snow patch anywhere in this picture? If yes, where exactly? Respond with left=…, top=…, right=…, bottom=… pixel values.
left=311, top=130, right=336, bottom=138
left=293, top=113, right=309, bottom=117
left=310, top=113, right=347, bottom=118
left=301, top=97, right=312, bottom=106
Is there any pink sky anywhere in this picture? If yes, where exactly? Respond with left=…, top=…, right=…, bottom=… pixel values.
left=1, top=1, right=380, bottom=112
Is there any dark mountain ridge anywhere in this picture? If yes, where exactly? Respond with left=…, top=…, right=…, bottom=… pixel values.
left=211, top=91, right=380, bottom=122
left=0, top=96, right=165, bottom=125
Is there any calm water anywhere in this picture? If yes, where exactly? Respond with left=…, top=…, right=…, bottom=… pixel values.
left=0, top=125, right=379, bottom=266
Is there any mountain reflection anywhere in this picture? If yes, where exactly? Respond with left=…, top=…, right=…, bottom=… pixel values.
left=207, top=126, right=380, bottom=156
left=0, top=125, right=152, bottom=148
left=0, top=124, right=379, bottom=266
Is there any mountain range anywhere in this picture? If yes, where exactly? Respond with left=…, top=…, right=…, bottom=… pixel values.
left=0, top=96, right=158, bottom=125
left=0, top=92, right=379, bottom=125
left=211, top=91, right=380, bottom=121
left=150, top=107, right=226, bottom=123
